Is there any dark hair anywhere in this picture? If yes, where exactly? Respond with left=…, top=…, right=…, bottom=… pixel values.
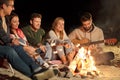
left=9, top=12, right=18, bottom=33
left=0, top=0, right=14, bottom=8
left=9, top=12, right=18, bottom=21
left=80, top=12, right=92, bottom=22
left=30, top=13, right=42, bottom=21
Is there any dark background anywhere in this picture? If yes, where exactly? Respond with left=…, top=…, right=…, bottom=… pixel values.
left=14, top=0, right=120, bottom=40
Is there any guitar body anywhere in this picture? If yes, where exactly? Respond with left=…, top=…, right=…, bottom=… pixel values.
left=72, top=38, right=90, bottom=45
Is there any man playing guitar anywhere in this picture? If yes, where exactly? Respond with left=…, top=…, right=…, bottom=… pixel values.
left=68, top=12, right=116, bottom=65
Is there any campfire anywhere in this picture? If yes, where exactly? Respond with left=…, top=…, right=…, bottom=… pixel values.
left=69, top=47, right=100, bottom=78
left=49, top=39, right=101, bottom=78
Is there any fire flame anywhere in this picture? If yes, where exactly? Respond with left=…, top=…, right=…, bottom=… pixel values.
left=69, top=47, right=99, bottom=77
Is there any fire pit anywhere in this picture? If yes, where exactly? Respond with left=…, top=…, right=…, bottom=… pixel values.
left=50, top=44, right=120, bottom=80
left=68, top=47, right=100, bottom=79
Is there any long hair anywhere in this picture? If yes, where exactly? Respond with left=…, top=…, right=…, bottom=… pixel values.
left=9, top=12, right=18, bottom=21
left=52, top=17, right=64, bottom=40
left=9, top=12, right=18, bottom=33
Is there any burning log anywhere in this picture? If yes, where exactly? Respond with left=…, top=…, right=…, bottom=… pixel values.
left=69, top=47, right=100, bottom=78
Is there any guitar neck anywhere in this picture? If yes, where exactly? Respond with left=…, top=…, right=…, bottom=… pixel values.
left=80, top=40, right=104, bottom=46
left=75, top=38, right=117, bottom=47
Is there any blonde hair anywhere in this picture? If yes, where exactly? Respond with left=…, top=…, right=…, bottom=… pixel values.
left=52, top=17, right=64, bottom=40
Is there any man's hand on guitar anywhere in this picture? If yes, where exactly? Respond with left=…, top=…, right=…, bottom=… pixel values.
left=88, top=44, right=97, bottom=51
left=104, top=38, right=118, bottom=45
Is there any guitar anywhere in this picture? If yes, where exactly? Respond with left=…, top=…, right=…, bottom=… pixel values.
left=72, top=38, right=118, bottom=47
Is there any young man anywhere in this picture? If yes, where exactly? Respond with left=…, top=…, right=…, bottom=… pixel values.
left=68, top=12, right=114, bottom=65
left=69, top=12, right=104, bottom=46
left=0, top=0, right=58, bottom=79
left=22, top=13, right=53, bottom=61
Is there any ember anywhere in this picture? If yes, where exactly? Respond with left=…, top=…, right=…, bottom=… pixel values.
left=69, top=47, right=100, bottom=78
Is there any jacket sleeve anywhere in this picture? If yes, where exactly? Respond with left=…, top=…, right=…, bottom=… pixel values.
left=0, top=20, right=12, bottom=45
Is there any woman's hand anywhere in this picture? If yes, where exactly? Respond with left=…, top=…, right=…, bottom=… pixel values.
left=12, top=38, right=20, bottom=45
left=23, top=46, right=36, bottom=55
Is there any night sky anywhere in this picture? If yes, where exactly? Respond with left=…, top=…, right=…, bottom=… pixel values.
left=14, top=0, right=120, bottom=39
left=14, top=0, right=100, bottom=32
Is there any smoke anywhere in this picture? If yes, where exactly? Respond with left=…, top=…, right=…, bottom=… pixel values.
left=96, top=0, right=120, bottom=38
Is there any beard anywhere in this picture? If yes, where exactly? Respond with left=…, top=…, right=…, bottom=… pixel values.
left=83, top=26, right=91, bottom=31
left=83, top=24, right=94, bottom=32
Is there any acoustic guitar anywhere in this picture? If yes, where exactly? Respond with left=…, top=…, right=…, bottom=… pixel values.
left=72, top=38, right=118, bottom=47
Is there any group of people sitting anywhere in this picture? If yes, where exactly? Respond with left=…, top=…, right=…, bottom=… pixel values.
left=10, top=12, right=116, bottom=76
left=9, top=12, right=76, bottom=67
left=0, top=0, right=116, bottom=79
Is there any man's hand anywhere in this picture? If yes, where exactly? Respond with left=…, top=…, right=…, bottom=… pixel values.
left=64, top=43, right=71, bottom=48
left=88, top=44, right=97, bottom=50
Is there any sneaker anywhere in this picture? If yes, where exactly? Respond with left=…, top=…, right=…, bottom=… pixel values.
left=65, top=71, right=73, bottom=78
left=33, top=68, right=59, bottom=80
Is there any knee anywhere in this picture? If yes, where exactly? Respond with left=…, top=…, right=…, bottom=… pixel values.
left=6, top=47, right=16, bottom=55
left=5, top=47, right=19, bottom=58
left=65, top=48, right=73, bottom=55
left=12, top=45, right=24, bottom=51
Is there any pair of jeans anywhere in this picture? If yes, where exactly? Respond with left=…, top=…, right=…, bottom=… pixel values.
left=0, top=45, right=41, bottom=77
left=44, top=42, right=52, bottom=61
left=56, top=43, right=73, bottom=58
left=35, top=42, right=52, bottom=62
